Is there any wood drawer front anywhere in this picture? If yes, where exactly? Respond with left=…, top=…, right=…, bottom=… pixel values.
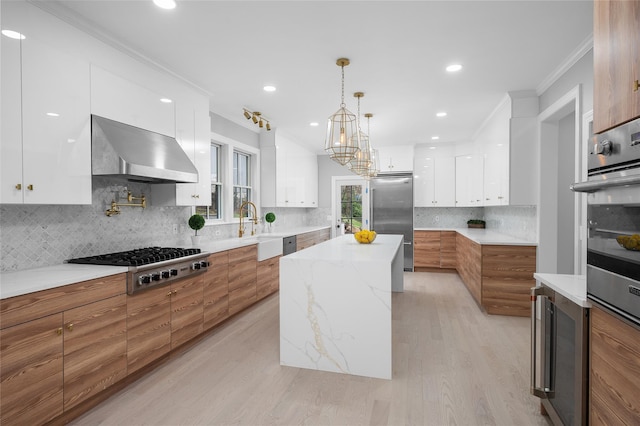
left=440, top=231, right=457, bottom=268
left=126, top=286, right=171, bottom=375
left=1, top=273, right=127, bottom=329
left=204, top=251, right=229, bottom=330
left=1, top=314, right=64, bottom=425
left=257, top=256, right=279, bottom=300
left=414, top=231, right=441, bottom=268
left=63, top=294, right=127, bottom=410
left=170, top=274, right=204, bottom=350
left=228, top=245, right=257, bottom=265
left=297, top=229, right=330, bottom=251
left=456, top=234, right=482, bottom=304
left=590, top=306, right=640, bottom=425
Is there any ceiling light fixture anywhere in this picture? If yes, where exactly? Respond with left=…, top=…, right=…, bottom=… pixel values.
left=153, top=0, right=176, bottom=10
left=242, top=108, right=272, bottom=131
left=263, top=85, right=276, bottom=92
left=362, top=113, right=379, bottom=180
left=436, top=112, right=447, bottom=117
left=310, top=122, right=319, bottom=127
left=160, top=98, right=172, bottom=103
left=431, top=136, right=440, bottom=140
left=1, top=29, right=25, bottom=40
left=347, top=92, right=372, bottom=176
left=324, top=58, right=360, bottom=165
left=446, top=64, right=463, bottom=72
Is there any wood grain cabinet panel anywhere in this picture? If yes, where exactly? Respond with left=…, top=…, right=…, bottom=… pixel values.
left=0, top=314, right=64, bottom=425
left=481, top=245, right=536, bottom=317
left=63, top=294, right=127, bottom=410
left=126, top=285, right=171, bottom=375
left=593, top=0, right=640, bottom=133
left=440, top=231, right=457, bottom=269
left=456, top=233, right=482, bottom=305
left=228, top=245, right=257, bottom=315
left=257, top=256, right=280, bottom=301
left=590, top=306, right=640, bottom=425
left=203, top=251, right=229, bottom=330
left=296, top=228, right=330, bottom=251
left=170, top=274, right=204, bottom=350
left=414, top=231, right=441, bottom=268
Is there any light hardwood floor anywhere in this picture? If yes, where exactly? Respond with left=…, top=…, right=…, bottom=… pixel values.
left=71, top=272, right=551, bottom=426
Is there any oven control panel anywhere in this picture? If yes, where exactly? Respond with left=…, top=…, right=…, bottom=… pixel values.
left=128, top=256, right=210, bottom=294
left=590, top=117, right=640, bottom=173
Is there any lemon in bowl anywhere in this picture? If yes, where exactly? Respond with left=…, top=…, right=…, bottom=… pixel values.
left=354, top=229, right=377, bottom=244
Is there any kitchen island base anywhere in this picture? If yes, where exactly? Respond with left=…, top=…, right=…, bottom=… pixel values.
left=279, top=234, right=403, bottom=380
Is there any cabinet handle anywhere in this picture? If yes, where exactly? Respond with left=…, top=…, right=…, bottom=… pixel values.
left=191, top=194, right=200, bottom=199
left=167, top=291, right=173, bottom=297
left=27, top=184, right=34, bottom=191
left=498, top=196, right=504, bottom=200
left=56, top=328, right=63, bottom=335
left=66, top=323, right=74, bottom=331
left=15, top=183, right=21, bottom=190
left=634, top=79, right=639, bottom=92
left=173, top=290, right=177, bottom=295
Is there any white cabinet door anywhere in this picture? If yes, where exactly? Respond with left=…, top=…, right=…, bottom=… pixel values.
left=414, top=157, right=435, bottom=207
left=1, top=34, right=23, bottom=204
left=434, top=157, right=456, bottom=207
left=19, top=37, right=91, bottom=204
left=377, top=145, right=414, bottom=172
left=483, top=142, right=508, bottom=206
left=90, top=65, right=175, bottom=137
left=456, top=155, right=483, bottom=207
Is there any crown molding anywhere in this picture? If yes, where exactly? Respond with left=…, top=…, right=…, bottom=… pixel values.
left=536, top=34, right=593, bottom=96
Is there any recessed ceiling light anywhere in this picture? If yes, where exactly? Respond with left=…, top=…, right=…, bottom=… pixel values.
left=431, top=136, right=440, bottom=140
left=310, top=122, right=319, bottom=127
left=2, top=30, right=25, bottom=40
left=46, top=112, right=60, bottom=117
left=263, top=85, right=276, bottom=92
left=446, top=64, right=463, bottom=72
left=436, top=112, right=447, bottom=118
left=160, top=98, right=172, bottom=103
left=153, top=0, right=176, bottom=10
left=429, top=146, right=437, bottom=150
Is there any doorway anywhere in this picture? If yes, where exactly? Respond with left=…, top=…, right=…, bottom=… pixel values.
left=331, top=177, right=369, bottom=239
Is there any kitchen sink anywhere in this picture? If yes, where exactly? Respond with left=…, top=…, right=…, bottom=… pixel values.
left=242, top=235, right=283, bottom=261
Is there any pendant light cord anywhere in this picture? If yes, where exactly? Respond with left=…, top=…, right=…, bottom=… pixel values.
left=340, top=65, right=346, bottom=108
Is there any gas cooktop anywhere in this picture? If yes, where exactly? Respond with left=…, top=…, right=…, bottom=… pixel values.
left=66, top=247, right=202, bottom=267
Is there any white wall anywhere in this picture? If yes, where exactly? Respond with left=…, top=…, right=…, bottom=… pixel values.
left=557, top=112, right=577, bottom=274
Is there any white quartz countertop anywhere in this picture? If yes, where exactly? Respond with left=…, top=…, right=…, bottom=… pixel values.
left=0, top=264, right=129, bottom=300
left=534, top=273, right=591, bottom=308
left=414, top=227, right=537, bottom=246
left=283, top=234, right=403, bottom=263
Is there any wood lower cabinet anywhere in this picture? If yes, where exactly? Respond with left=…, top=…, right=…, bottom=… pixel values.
left=228, top=245, right=257, bottom=315
left=0, top=273, right=126, bottom=424
left=170, top=274, right=204, bottom=350
left=590, top=306, right=640, bottom=425
left=296, top=228, right=330, bottom=251
left=440, top=231, right=457, bottom=269
left=203, top=251, right=229, bottom=330
left=257, top=256, right=280, bottom=300
left=1, top=314, right=64, bottom=425
left=414, top=230, right=457, bottom=270
left=456, top=233, right=482, bottom=304
left=126, top=285, right=171, bottom=374
left=63, top=294, right=127, bottom=410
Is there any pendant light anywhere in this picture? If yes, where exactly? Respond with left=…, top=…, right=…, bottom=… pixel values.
left=324, top=58, right=360, bottom=165
left=363, top=114, right=380, bottom=180
left=348, top=92, right=372, bottom=175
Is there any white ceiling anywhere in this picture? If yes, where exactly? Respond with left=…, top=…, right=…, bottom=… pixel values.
left=38, top=0, right=593, bottom=154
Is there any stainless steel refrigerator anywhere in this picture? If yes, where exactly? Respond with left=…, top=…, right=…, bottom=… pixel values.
left=370, top=173, right=413, bottom=271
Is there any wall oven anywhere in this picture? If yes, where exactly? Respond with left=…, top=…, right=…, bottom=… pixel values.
left=571, top=116, right=640, bottom=327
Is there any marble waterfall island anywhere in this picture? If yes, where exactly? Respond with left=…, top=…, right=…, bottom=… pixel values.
left=279, top=234, right=404, bottom=380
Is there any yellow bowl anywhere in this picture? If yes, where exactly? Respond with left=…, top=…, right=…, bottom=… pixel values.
left=354, top=231, right=376, bottom=244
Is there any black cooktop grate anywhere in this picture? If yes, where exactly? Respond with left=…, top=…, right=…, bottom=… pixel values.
left=66, top=247, right=202, bottom=267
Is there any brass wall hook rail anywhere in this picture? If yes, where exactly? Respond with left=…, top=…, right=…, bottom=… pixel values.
left=105, top=191, right=146, bottom=217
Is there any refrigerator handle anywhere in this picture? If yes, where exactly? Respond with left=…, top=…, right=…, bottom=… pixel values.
left=370, top=188, right=374, bottom=230
left=404, top=241, right=412, bottom=245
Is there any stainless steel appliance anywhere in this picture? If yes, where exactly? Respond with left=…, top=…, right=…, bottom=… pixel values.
left=67, top=247, right=209, bottom=294
left=531, top=285, right=589, bottom=425
left=571, top=116, right=640, bottom=326
left=370, top=172, right=413, bottom=271
left=283, top=235, right=297, bottom=256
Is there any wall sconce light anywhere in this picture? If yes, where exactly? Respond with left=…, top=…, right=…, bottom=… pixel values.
left=243, top=108, right=272, bottom=131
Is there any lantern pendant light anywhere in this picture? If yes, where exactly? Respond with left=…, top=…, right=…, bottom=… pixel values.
left=363, top=113, right=380, bottom=180
left=324, top=58, right=360, bottom=165
left=348, top=92, right=373, bottom=175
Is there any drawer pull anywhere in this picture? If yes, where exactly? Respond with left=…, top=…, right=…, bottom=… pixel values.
left=56, top=328, right=63, bottom=335
left=634, top=79, right=639, bottom=92
left=66, top=323, right=74, bottom=331
left=27, top=184, right=34, bottom=191
left=15, top=183, right=21, bottom=190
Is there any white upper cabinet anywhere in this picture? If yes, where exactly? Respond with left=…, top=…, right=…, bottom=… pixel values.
left=414, top=146, right=455, bottom=207
left=377, top=145, right=414, bottom=172
left=477, top=91, right=538, bottom=206
left=151, top=103, right=211, bottom=206
left=90, top=65, right=175, bottom=137
left=455, top=155, right=484, bottom=207
left=1, top=34, right=91, bottom=205
left=260, top=130, right=318, bottom=208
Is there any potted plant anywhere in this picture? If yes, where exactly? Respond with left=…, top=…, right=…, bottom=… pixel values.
left=265, top=212, right=276, bottom=232
left=467, top=219, right=486, bottom=229
left=188, top=213, right=205, bottom=245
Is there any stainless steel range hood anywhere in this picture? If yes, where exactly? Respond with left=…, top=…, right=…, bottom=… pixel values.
left=91, top=115, right=198, bottom=183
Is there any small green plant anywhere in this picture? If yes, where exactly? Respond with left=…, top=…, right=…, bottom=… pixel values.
left=467, top=219, right=486, bottom=225
left=265, top=212, right=276, bottom=224
left=188, top=214, right=205, bottom=236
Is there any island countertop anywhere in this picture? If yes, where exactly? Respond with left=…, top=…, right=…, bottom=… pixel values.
left=284, top=233, right=404, bottom=263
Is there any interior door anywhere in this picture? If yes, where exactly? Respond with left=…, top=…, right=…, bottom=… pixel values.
left=332, top=178, right=369, bottom=239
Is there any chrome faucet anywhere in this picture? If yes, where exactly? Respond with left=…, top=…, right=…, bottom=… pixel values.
left=239, top=201, right=258, bottom=237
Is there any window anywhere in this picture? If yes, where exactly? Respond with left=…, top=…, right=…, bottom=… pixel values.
left=195, top=143, right=222, bottom=220
left=341, top=185, right=362, bottom=233
left=233, top=150, right=252, bottom=217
